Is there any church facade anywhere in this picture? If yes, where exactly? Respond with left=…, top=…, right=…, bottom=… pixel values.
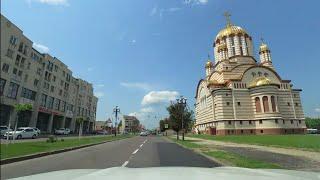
left=194, top=15, right=306, bottom=135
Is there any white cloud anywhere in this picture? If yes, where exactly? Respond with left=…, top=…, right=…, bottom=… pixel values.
left=167, top=7, right=182, bottom=12
left=315, top=108, right=320, bottom=112
left=140, top=107, right=154, bottom=113
left=94, top=91, right=105, bottom=98
left=131, top=39, right=136, bottom=44
left=120, top=82, right=152, bottom=91
left=141, top=91, right=179, bottom=106
left=87, top=67, right=94, bottom=72
left=150, top=6, right=158, bottom=16
left=96, top=84, right=105, bottom=88
left=184, top=0, right=208, bottom=5
left=28, top=0, right=69, bottom=6
left=33, top=43, right=49, bottom=53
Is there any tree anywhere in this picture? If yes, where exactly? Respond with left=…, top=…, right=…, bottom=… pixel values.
left=11, top=104, right=33, bottom=142
left=75, top=117, right=85, bottom=140
left=167, top=103, right=193, bottom=140
left=305, top=117, right=320, bottom=129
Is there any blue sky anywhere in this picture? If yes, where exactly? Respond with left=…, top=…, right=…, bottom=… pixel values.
left=2, top=0, right=320, bottom=128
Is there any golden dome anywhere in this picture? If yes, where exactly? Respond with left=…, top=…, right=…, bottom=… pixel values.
left=207, top=79, right=219, bottom=85
left=215, top=25, right=249, bottom=41
left=205, top=60, right=213, bottom=68
left=259, top=43, right=270, bottom=53
left=249, top=77, right=272, bottom=88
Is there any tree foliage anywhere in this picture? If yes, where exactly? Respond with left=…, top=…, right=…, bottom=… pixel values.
left=166, top=103, right=194, bottom=133
left=159, top=118, right=171, bottom=132
left=305, top=117, right=320, bottom=129
left=76, top=117, right=85, bottom=124
left=14, top=104, right=32, bottom=113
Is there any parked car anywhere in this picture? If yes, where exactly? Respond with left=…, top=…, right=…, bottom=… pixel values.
left=0, top=126, right=12, bottom=136
left=140, top=131, right=148, bottom=136
left=54, top=128, right=71, bottom=135
left=4, top=127, right=38, bottom=139
left=33, top=127, right=41, bottom=135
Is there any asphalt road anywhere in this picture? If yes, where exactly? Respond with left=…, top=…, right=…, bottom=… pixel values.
left=1, top=136, right=219, bottom=179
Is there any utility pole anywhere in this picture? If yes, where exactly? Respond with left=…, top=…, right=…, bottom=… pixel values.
left=113, top=106, right=120, bottom=136
left=177, top=96, right=187, bottom=141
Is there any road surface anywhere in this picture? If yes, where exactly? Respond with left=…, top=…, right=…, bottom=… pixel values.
left=1, top=136, right=219, bottom=179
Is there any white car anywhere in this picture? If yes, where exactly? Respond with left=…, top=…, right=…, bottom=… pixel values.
left=54, top=128, right=71, bottom=135
left=0, top=126, right=12, bottom=136
left=4, top=127, right=38, bottom=139
left=33, top=127, right=41, bottom=135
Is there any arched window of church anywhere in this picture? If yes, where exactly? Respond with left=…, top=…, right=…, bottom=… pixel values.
left=264, top=72, right=268, bottom=77
left=271, top=96, right=276, bottom=112
left=263, top=96, right=269, bottom=112
left=255, top=97, right=261, bottom=113
left=258, top=71, right=262, bottom=76
left=252, top=72, right=256, bottom=77
left=240, top=46, right=243, bottom=55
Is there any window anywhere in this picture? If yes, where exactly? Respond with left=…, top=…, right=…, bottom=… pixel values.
left=50, top=86, right=55, bottom=93
left=275, top=119, right=278, bottom=124
left=53, top=76, right=56, bottom=82
left=271, top=96, right=276, bottom=112
left=20, top=58, right=25, bottom=68
left=59, top=89, right=63, bottom=96
left=2, top=63, right=9, bottom=73
left=260, top=130, right=263, bottom=133
left=15, top=55, right=20, bottom=65
left=54, top=65, right=58, bottom=72
left=249, top=120, right=252, bottom=124
left=250, top=130, right=253, bottom=134
left=13, top=68, right=18, bottom=75
left=6, top=49, right=14, bottom=58
left=46, top=96, right=54, bottom=109
left=226, top=93, right=228, bottom=96
left=0, top=78, right=6, bottom=95
left=255, top=97, right=261, bottom=112
left=283, top=120, right=285, bottom=124
left=54, top=99, right=60, bottom=110
left=24, top=74, right=28, bottom=82
left=299, top=120, right=301, bottom=124
left=241, top=130, right=244, bottom=134
left=27, top=62, right=31, bottom=69
left=21, top=87, right=36, bottom=100
left=237, top=102, right=241, bottom=106
left=34, top=79, right=39, bottom=87
left=226, top=102, right=230, bottom=106
left=228, top=121, right=231, bottom=125
left=259, top=120, right=263, bottom=124
left=262, top=96, right=269, bottom=112
left=40, top=94, right=47, bottom=107
left=295, top=103, right=299, bottom=107
left=18, top=70, right=23, bottom=77
left=61, top=101, right=66, bottom=112
left=258, top=71, right=262, bottom=76
left=7, top=82, right=19, bottom=99
left=9, top=35, right=18, bottom=45
left=291, top=120, right=293, bottom=124
left=251, top=72, right=256, bottom=77
left=240, top=120, right=243, bottom=125
left=287, top=102, right=291, bottom=106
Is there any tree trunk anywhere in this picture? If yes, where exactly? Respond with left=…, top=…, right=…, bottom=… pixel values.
left=176, top=131, right=179, bottom=140
left=182, top=130, right=185, bottom=141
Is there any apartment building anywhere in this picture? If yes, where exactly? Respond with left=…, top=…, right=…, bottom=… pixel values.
left=121, top=115, right=140, bottom=133
left=0, top=14, right=98, bottom=133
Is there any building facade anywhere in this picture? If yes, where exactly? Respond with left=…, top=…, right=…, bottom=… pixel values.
left=0, top=14, right=98, bottom=133
left=121, top=115, right=140, bottom=133
left=195, top=15, right=306, bottom=135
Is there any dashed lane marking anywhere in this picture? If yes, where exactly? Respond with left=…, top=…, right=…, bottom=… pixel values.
left=122, top=161, right=129, bottom=167
left=132, top=149, right=139, bottom=154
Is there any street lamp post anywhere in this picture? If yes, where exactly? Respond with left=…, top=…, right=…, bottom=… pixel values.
left=177, top=96, right=187, bottom=141
left=113, top=106, right=120, bottom=137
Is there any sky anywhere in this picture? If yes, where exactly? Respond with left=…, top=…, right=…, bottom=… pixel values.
left=2, top=0, right=320, bottom=128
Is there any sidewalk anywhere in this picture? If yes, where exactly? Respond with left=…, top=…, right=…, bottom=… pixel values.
left=184, top=136, right=320, bottom=171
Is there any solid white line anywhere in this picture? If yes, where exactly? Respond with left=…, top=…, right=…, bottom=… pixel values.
left=143, top=139, right=147, bottom=143
left=122, top=161, right=129, bottom=167
left=132, top=149, right=139, bottom=154
left=140, top=144, right=143, bottom=147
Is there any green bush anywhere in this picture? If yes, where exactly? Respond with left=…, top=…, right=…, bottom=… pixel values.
left=61, top=138, right=64, bottom=142
left=47, top=135, right=57, bottom=143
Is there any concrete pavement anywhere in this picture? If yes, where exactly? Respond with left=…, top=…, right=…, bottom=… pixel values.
left=1, top=136, right=219, bottom=179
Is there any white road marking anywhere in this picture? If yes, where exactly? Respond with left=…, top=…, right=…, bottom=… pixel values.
left=132, top=149, right=139, bottom=154
left=122, top=161, right=129, bottom=167
left=143, top=139, right=148, bottom=143
left=140, top=144, right=143, bottom=147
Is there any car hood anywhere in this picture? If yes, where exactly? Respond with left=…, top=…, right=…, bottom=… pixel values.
left=10, top=167, right=320, bottom=180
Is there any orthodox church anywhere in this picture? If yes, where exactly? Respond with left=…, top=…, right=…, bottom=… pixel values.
left=195, top=13, right=306, bottom=135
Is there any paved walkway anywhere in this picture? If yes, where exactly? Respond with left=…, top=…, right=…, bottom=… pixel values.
left=185, top=136, right=320, bottom=172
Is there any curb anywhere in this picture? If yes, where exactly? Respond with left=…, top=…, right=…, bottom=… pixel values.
left=164, top=137, right=225, bottom=167
left=1, top=137, right=131, bottom=165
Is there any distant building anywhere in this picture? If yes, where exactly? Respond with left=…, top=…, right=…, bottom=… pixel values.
left=95, top=121, right=107, bottom=131
left=121, top=115, right=140, bottom=133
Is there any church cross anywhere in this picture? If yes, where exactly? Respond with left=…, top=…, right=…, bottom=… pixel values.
left=223, top=12, right=232, bottom=26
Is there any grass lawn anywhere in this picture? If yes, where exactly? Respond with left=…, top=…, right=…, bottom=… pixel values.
left=170, top=138, right=203, bottom=149
left=204, top=151, right=281, bottom=169
left=189, top=134, right=320, bottom=151
left=0, top=135, right=133, bottom=160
